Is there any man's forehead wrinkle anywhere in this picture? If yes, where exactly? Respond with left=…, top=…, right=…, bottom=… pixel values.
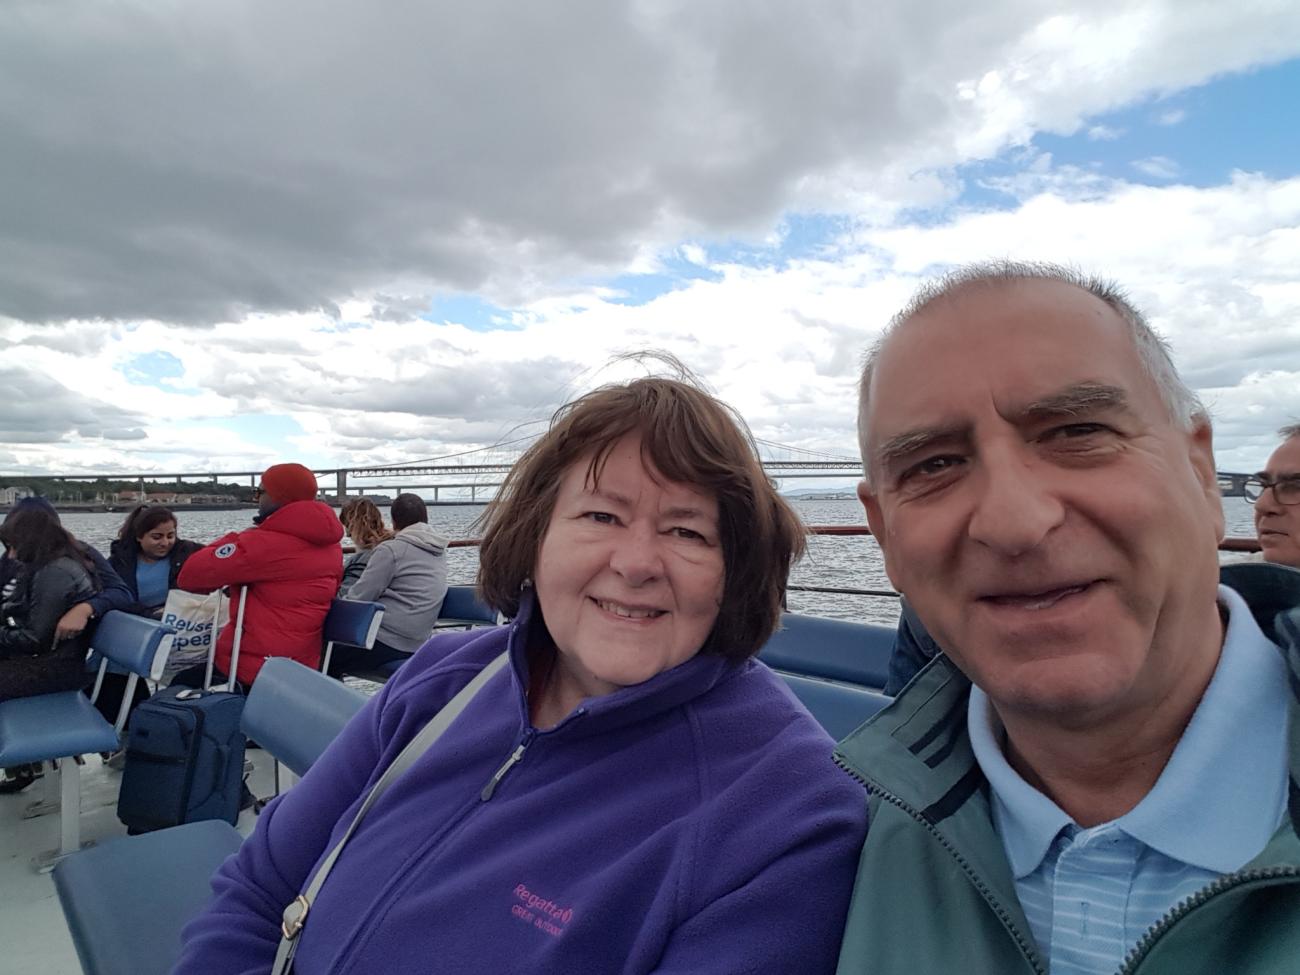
left=1018, top=382, right=1131, bottom=420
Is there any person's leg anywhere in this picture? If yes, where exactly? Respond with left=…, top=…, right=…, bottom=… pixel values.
left=89, top=672, right=151, bottom=725
left=327, top=640, right=409, bottom=678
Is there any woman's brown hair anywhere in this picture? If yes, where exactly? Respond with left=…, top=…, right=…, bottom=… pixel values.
left=117, top=504, right=178, bottom=544
left=477, top=376, right=806, bottom=661
left=340, top=498, right=393, bottom=550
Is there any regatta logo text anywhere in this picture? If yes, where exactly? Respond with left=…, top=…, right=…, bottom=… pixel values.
left=510, top=884, right=575, bottom=939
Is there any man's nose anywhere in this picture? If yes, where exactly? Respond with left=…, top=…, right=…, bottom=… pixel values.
left=1254, top=486, right=1284, bottom=517
left=967, top=451, right=1065, bottom=556
left=608, top=524, right=665, bottom=585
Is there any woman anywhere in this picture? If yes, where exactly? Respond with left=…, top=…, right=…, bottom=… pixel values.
left=337, top=498, right=392, bottom=597
left=0, top=506, right=104, bottom=791
left=0, top=505, right=101, bottom=704
left=108, top=504, right=203, bottom=618
left=174, top=377, right=867, bottom=974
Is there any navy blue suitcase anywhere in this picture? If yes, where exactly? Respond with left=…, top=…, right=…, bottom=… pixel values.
left=117, top=685, right=246, bottom=832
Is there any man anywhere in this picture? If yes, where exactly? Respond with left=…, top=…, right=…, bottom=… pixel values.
left=835, top=262, right=1300, bottom=974
left=330, top=492, right=449, bottom=675
left=177, top=463, right=342, bottom=687
left=1252, top=424, right=1300, bottom=568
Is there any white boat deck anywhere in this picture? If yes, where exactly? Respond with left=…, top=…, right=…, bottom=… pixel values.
left=0, top=673, right=383, bottom=975
left=0, top=749, right=278, bottom=974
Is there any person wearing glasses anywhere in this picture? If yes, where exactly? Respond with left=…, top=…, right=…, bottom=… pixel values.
left=1247, top=424, right=1300, bottom=569
left=838, top=263, right=1300, bottom=975
left=174, top=463, right=343, bottom=689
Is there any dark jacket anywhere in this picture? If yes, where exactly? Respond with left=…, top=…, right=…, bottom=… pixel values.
left=338, top=547, right=375, bottom=598
left=174, top=592, right=867, bottom=974
left=177, top=501, right=343, bottom=685
left=835, top=562, right=1300, bottom=975
left=0, top=556, right=98, bottom=699
left=108, top=537, right=204, bottom=615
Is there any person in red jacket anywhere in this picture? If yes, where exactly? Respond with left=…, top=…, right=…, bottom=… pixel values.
left=174, top=463, right=343, bottom=689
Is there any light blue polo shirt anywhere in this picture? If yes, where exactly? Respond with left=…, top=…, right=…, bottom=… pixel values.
left=968, top=585, right=1289, bottom=975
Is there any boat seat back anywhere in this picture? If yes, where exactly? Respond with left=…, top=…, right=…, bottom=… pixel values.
left=779, top=672, right=891, bottom=741
left=433, top=585, right=499, bottom=628
left=320, top=598, right=385, bottom=674
left=759, top=612, right=895, bottom=689
left=243, top=657, right=367, bottom=777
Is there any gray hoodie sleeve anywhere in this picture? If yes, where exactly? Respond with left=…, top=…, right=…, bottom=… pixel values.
left=348, top=543, right=397, bottom=604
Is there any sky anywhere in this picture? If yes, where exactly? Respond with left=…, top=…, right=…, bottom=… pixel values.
left=4, top=0, right=1299, bottom=491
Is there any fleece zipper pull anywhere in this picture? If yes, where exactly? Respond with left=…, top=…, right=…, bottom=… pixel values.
left=480, top=734, right=532, bottom=801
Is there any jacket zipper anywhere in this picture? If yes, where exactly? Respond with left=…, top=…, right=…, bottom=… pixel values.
left=331, top=699, right=586, bottom=972
left=834, top=756, right=1047, bottom=975
left=1117, top=865, right=1300, bottom=973
left=481, top=730, right=535, bottom=801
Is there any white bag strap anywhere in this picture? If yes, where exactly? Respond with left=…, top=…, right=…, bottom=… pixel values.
left=201, top=587, right=230, bottom=686
left=225, top=585, right=248, bottom=692
left=270, top=651, right=509, bottom=975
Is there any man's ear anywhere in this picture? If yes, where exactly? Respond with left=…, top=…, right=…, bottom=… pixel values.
left=857, top=479, right=901, bottom=590
left=1187, top=419, right=1226, bottom=542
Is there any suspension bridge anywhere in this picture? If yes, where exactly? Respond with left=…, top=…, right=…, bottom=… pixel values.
left=19, top=439, right=1254, bottom=505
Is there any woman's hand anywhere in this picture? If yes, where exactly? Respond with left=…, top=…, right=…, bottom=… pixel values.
left=56, top=602, right=94, bottom=640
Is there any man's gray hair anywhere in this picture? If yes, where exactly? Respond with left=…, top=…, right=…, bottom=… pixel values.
left=857, top=261, right=1207, bottom=477
left=1280, top=423, right=1300, bottom=442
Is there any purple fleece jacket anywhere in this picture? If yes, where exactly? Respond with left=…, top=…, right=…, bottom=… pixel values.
left=172, top=594, right=867, bottom=974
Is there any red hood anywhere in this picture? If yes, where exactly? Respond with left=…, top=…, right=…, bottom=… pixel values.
left=258, top=500, right=345, bottom=547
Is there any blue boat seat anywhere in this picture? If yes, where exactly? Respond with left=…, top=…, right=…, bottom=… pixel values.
left=759, top=612, right=896, bottom=689
left=432, top=585, right=499, bottom=629
left=244, top=657, right=367, bottom=778
left=0, top=611, right=173, bottom=867
left=779, top=672, right=891, bottom=741
left=53, top=657, right=366, bottom=975
left=319, top=598, right=385, bottom=675
left=52, top=820, right=243, bottom=975
left=367, top=585, right=502, bottom=681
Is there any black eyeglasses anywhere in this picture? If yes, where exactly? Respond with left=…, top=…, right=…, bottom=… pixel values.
left=252, top=486, right=265, bottom=501
left=1243, top=474, right=1300, bottom=506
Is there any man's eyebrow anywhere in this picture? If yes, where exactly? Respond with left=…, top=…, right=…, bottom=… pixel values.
left=1020, top=382, right=1129, bottom=420
left=873, top=425, right=969, bottom=472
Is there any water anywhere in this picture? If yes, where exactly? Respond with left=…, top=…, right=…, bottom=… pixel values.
left=54, top=497, right=1260, bottom=628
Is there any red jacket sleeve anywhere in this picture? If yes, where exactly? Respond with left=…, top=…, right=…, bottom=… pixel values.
left=176, top=530, right=271, bottom=592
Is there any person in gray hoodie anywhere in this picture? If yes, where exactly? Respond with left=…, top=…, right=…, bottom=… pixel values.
left=328, top=493, right=449, bottom=676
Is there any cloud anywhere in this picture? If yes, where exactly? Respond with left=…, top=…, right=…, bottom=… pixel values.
left=1131, top=155, right=1182, bottom=179
left=0, top=364, right=149, bottom=445
left=2, top=0, right=1298, bottom=326
left=1087, top=124, right=1124, bottom=140
left=1156, top=107, right=1188, bottom=125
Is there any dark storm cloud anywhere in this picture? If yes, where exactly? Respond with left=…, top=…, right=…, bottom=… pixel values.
left=0, top=0, right=1054, bottom=326
left=0, top=364, right=149, bottom=444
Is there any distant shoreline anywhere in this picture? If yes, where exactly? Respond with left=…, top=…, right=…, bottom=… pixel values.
left=0, top=499, right=491, bottom=514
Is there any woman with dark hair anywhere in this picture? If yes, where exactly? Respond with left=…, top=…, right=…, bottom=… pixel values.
left=108, top=504, right=204, bottom=618
left=337, top=498, right=392, bottom=596
left=175, top=375, right=867, bottom=975
left=0, top=505, right=100, bottom=699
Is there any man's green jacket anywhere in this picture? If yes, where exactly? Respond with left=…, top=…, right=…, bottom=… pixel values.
left=834, top=563, right=1300, bottom=975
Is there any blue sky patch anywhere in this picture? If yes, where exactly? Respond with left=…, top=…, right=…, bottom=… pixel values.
left=422, top=293, right=514, bottom=331
left=1031, top=57, right=1300, bottom=188
left=946, top=56, right=1300, bottom=211
left=120, top=351, right=188, bottom=387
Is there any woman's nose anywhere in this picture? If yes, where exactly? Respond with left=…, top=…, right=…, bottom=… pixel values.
left=608, top=526, right=665, bottom=585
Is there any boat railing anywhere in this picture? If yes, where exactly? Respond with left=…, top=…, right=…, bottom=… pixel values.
left=384, top=526, right=1262, bottom=604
